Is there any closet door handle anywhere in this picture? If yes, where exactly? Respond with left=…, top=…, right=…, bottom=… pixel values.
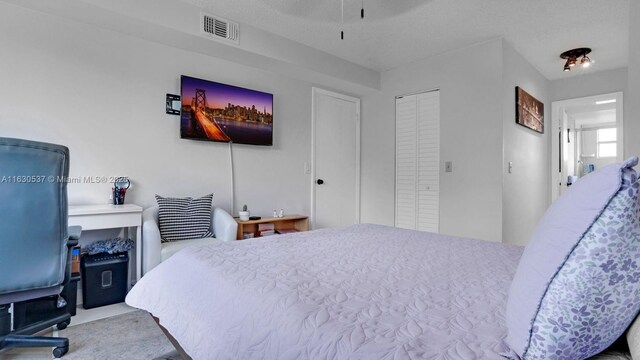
left=316, top=179, right=324, bottom=185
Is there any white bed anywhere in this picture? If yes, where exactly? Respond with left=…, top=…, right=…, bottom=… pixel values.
left=126, top=224, right=634, bottom=359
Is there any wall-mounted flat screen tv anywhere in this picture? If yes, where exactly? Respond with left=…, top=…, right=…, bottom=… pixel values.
left=180, top=75, right=273, bottom=146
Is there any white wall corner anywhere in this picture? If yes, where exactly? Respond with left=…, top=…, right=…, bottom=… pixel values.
left=500, top=40, right=552, bottom=246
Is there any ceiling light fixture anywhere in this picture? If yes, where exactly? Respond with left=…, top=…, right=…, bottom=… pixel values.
left=560, top=48, right=592, bottom=72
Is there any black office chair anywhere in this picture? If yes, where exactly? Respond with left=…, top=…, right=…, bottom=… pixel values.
left=0, top=137, right=80, bottom=358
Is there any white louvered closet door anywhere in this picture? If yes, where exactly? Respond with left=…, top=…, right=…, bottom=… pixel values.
left=395, top=90, right=440, bottom=232
left=416, top=91, right=440, bottom=232
left=395, top=95, right=418, bottom=230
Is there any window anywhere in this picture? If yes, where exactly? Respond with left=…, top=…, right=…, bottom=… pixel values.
left=597, top=128, right=617, bottom=158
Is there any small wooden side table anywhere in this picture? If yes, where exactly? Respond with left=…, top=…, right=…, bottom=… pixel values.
left=236, top=215, right=309, bottom=240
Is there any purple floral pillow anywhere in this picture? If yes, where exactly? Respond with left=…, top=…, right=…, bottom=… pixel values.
left=504, top=157, right=640, bottom=359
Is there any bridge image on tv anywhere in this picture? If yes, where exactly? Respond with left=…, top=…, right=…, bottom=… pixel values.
left=180, top=76, right=273, bottom=146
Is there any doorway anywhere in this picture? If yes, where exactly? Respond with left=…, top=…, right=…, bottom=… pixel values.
left=551, top=92, right=624, bottom=202
left=311, top=88, right=361, bottom=229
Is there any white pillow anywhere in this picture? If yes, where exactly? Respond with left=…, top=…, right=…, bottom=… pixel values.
left=628, top=314, right=640, bottom=360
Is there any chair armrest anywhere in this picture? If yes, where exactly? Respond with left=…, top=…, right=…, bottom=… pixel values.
left=67, top=226, right=80, bottom=248
left=64, top=226, right=81, bottom=284
left=142, top=206, right=162, bottom=275
left=68, top=226, right=82, bottom=241
left=213, top=208, right=237, bottom=242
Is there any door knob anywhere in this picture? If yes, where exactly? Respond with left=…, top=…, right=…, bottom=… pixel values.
left=316, top=179, right=324, bottom=185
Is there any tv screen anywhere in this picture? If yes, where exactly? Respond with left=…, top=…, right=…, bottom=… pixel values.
left=180, top=75, right=273, bottom=146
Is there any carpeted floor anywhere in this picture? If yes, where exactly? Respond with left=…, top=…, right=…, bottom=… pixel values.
left=58, top=310, right=179, bottom=360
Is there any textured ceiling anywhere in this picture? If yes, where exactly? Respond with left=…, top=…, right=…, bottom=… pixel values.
left=573, top=109, right=616, bottom=126
left=180, top=0, right=630, bottom=80
left=566, top=102, right=617, bottom=116
left=566, top=98, right=618, bottom=126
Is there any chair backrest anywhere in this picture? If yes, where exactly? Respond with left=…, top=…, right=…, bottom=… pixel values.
left=0, top=137, right=69, bottom=295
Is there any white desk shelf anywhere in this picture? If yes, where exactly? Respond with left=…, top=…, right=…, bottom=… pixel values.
left=68, top=204, right=143, bottom=285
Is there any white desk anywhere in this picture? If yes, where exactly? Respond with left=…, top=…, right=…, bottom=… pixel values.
left=68, top=204, right=143, bottom=285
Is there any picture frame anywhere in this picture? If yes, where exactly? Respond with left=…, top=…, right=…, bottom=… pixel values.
left=515, top=86, right=544, bottom=134
left=180, top=75, right=273, bottom=146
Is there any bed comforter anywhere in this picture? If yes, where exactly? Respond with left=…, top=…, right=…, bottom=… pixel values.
left=126, top=224, right=524, bottom=359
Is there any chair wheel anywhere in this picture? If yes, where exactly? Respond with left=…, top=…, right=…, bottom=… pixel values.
left=53, top=345, right=68, bottom=358
left=56, top=320, right=70, bottom=330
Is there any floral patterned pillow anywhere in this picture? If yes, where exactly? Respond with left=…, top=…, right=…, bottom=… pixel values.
left=505, top=157, right=640, bottom=360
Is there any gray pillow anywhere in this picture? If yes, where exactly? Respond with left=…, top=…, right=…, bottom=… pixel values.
left=155, top=194, right=213, bottom=242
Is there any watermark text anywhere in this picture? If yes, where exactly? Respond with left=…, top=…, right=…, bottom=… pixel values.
left=1, top=176, right=119, bottom=184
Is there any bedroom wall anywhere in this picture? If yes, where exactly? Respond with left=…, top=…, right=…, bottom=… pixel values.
left=361, top=39, right=505, bottom=242
left=361, top=39, right=553, bottom=245
left=550, top=68, right=628, bottom=102
left=628, top=0, right=640, bottom=158
left=2, top=0, right=379, bottom=92
left=0, top=2, right=369, bottom=217
left=501, top=41, right=551, bottom=246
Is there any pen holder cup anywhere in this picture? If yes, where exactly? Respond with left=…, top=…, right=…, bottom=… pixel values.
left=113, top=188, right=126, bottom=205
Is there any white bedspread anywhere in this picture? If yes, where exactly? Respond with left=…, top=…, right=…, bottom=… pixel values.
left=126, top=224, right=523, bottom=359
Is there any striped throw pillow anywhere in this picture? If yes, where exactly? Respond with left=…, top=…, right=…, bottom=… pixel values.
left=155, top=194, right=214, bottom=242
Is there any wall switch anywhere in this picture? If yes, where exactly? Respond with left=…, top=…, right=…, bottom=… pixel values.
left=445, top=161, right=453, bottom=173
left=304, top=162, right=311, bottom=174
left=508, top=161, right=513, bottom=174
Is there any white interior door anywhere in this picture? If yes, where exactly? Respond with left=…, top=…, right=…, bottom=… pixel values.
left=416, top=91, right=440, bottom=232
left=395, top=95, right=418, bottom=230
left=312, top=88, right=360, bottom=229
left=560, top=110, right=576, bottom=196
left=395, top=90, right=440, bottom=232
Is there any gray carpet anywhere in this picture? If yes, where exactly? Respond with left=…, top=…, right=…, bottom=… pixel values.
left=59, top=310, right=179, bottom=360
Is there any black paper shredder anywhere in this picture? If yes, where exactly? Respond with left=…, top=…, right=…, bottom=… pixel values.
left=81, top=252, right=128, bottom=309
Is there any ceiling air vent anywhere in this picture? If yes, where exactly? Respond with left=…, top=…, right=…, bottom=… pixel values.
left=201, top=13, right=239, bottom=45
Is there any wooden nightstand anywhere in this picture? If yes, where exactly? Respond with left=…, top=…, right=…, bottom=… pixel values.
left=236, top=215, right=309, bottom=240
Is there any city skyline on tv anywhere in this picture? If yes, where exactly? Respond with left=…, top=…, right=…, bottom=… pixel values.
left=180, top=75, right=273, bottom=146
left=181, top=76, right=273, bottom=115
